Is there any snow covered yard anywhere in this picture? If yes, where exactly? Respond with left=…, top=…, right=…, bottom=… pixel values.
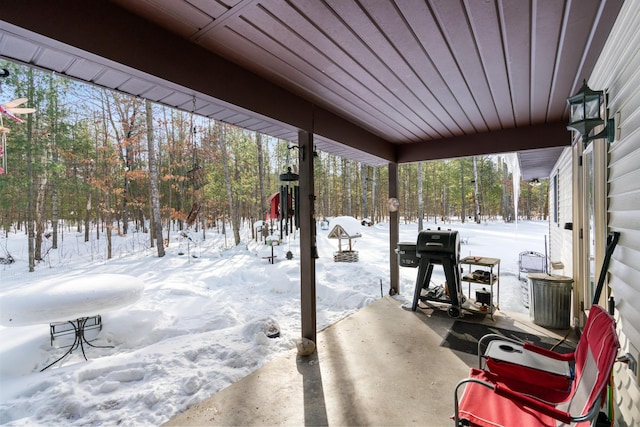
left=0, top=220, right=548, bottom=426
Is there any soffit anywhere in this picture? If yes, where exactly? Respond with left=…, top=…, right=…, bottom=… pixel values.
left=0, top=0, right=624, bottom=174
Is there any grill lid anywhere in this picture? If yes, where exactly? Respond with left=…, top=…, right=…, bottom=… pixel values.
left=416, top=229, right=460, bottom=255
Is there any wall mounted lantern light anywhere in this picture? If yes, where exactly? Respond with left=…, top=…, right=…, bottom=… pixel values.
left=566, top=79, right=614, bottom=143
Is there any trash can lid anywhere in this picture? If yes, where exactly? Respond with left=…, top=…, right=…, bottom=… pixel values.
left=527, top=273, right=573, bottom=283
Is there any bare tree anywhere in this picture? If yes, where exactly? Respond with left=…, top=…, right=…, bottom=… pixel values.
left=347, top=160, right=352, bottom=216
left=361, top=163, right=368, bottom=220
left=219, top=124, right=240, bottom=245
left=257, top=132, right=266, bottom=219
left=146, top=100, right=165, bottom=256
left=108, top=94, right=142, bottom=235
left=460, top=159, right=465, bottom=223
left=26, top=69, right=35, bottom=272
left=418, top=162, right=424, bottom=230
left=500, top=158, right=513, bottom=222
left=472, top=156, right=481, bottom=223
left=371, top=166, right=377, bottom=223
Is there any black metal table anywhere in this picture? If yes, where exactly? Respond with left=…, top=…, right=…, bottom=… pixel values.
left=41, top=316, right=113, bottom=371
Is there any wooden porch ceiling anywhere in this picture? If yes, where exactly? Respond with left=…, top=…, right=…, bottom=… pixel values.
left=0, top=0, right=623, bottom=179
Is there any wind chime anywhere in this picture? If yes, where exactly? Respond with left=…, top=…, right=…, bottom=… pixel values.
left=180, top=101, right=204, bottom=259
left=278, top=146, right=300, bottom=241
left=185, top=99, right=204, bottom=228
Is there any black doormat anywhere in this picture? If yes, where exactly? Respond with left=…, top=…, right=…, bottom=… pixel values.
left=441, top=321, right=576, bottom=356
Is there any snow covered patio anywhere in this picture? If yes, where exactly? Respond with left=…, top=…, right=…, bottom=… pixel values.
left=0, top=220, right=565, bottom=425
left=164, top=296, right=575, bottom=426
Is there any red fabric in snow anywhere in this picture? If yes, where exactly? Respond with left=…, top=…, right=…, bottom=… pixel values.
left=267, top=193, right=279, bottom=220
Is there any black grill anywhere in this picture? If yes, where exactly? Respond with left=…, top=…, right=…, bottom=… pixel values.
left=416, top=229, right=460, bottom=257
left=412, top=228, right=463, bottom=317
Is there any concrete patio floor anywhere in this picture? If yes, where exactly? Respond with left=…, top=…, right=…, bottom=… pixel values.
left=164, top=296, right=575, bottom=426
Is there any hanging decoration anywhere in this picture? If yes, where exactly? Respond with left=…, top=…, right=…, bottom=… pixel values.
left=386, top=197, right=400, bottom=212
left=184, top=98, right=204, bottom=227
left=278, top=142, right=300, bottom=241
left=177, top=98, right=203, bottom=256
left=0, top=97, right=36, bottom=174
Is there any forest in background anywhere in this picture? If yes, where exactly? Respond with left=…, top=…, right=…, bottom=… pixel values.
left=0, top=61, right=548, bottom=270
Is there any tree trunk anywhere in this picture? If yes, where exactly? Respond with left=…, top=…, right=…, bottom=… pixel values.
left=361, top=163, right=368, bottom=220
left=347, top=160, right=352, bottom=216
left=341, top=158, right=348, bottom=214
left=325, top=154, right=331, bottom=218
left=99, top=100, right=113, bottom=259
left=106, top=203, right=112, bottom=260
left=432, top=163, right=438, bottom=224
left=51, top=83, right=59, bottom=249
left=539, top=183, right=545, bottom=220
left=26, top=69, right=35, bottom=272
left=146, top=100, right=165, bottom=257
left=257, top=132, right=266, bottom=220
left=34, top=166, right=47, bottom=261
left=219, top=124, right=240, bottom=245
left=418, top=162, right=424, bottom=230
left=500, top=158, right=512, bottom=222
left=51, top=182, right=58, bottom=248
left=442, top=162, right=448, bottom=222
left=371, top=167, right=377, bottom=224
left=460, top=160, right=465, bottom=223
left=34, top=119, right=48, bottom=261
left=472, top=156, right=481, bottom=223
left=84, top=172, right=92, bottom=243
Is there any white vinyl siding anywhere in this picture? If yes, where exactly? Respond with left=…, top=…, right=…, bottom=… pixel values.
left=548, top=148, right=573, bottom=278
left=589, top=1, right=640, bottom=425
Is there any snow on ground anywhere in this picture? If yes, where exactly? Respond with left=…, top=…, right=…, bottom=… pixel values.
left=0, top=219, right=549, bottom=426
left=1, top=274, right=144, bottom=327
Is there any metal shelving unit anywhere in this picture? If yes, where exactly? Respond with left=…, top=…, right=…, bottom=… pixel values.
left=460, top=256, right=500, bottom=318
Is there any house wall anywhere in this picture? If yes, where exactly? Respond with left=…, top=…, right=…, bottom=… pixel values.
left=548, top=147, right=573, bottom=279
left=588, top=1, right=640, bottom=425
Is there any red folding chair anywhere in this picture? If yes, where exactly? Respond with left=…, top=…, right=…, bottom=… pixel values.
left=454, top=305, right=619, bottom=426
left=476, top=305, right=614, bottom=395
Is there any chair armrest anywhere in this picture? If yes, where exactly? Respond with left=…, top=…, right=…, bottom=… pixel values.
left=523, top=342, right=575, bottom=362
left=478, top=333, right=525, bottom=367
left=479, top=333, right=525, bottom=350
left=453, top=377, right=495, bottom=426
